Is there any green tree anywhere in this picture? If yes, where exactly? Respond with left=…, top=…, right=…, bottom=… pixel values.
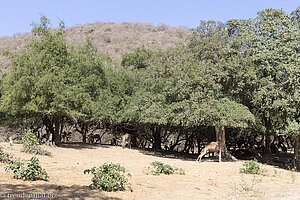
left=95, top=67, right=136, bottom=122
left=187, top=21, right=255, bottom=135
left=227, top=8, right=300, bottom=150
left=1, top=16, right=69, bottom=142
left=121, top=45, right=154, bottom=69
left=124, top=41, right=255, bottom=149
left=0, top=17, right=109, bottom=144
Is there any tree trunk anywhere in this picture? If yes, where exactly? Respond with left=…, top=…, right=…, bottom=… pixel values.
left=185, top=133, right=195, bottom=154
left=53, top=114, right=60, bottom=145
left=215, top=126, right=224, bottom=162
left=43, top=115, right=54, bottom=146
left=183, top=135, right=189, bottom=153
left=82, top=123, right=87, bottom=143
left=75, top=119, right=89, bottom=143
left=215, top=126, right=236, bottom=162
left=196, top=127, right=204, bottom=155
left=169, top=128, right=183, bottom=151
left=265, top=134, right=271, bottom=153
left=264, top=117, right=272, bottom=153
left=294, top=135, right=300, bottom=171
left=153, top=126, right=162, bottom=150
left=131, top=133, right=138, bottom=148
left=215, top=126, right=221, bottom=143
left=197, top=140, right=201, bottom=155
left=221, top=126, right=227, bottom=155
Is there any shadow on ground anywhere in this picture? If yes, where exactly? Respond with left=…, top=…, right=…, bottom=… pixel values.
left=0, top=183, right=122, bottom=200
left=137, top=147, right=297, bottom=169
left=59, top=143, right=297, bottom=170
left=233, top=150, right=296, bottom=170
left=57, top=142, right=112, bottom=150
left=259, top=152, right=295, bottom=170
left=136, top=148, right=199, bottom=162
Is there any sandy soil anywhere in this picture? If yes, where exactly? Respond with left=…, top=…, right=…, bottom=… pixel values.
left=0, top=142, right=300, bottom=200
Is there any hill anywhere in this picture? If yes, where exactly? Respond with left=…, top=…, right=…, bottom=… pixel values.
left=0, top=22, right=192, bottom=72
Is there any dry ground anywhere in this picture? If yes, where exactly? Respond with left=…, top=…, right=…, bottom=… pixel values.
left=0, top=142, right=300, bottom=200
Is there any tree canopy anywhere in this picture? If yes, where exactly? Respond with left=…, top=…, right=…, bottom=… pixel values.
left=0, top=8, right=299, bottom=148
left=0, top=17, right=110, bottom=144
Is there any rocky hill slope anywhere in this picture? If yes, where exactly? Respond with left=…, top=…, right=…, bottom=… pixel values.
left=0, top=22, right=192, bottom=72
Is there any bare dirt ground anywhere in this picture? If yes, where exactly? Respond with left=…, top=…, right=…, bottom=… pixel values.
left=0, top=142, right=300, bottom=200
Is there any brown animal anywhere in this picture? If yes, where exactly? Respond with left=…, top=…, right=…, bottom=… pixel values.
left=122, top=133, right=131, bottom=149
left=196, top=142, right=220, bottom=162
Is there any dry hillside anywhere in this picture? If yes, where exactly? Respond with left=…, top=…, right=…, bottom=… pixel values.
left=0, top=22, right=192, bottom=72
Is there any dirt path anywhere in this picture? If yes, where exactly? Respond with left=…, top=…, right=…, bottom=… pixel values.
left=0, top=142, right=300, bottom=200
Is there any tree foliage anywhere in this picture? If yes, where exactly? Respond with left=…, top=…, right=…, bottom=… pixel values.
left=0, top=17, right=110, bottom=144
left=121, top=45, right=154, bottom=69
left=0, top=7, right=299, bottom=150
left=227, top=8, right=300, bottom=137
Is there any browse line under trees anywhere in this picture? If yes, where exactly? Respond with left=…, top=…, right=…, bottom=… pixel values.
left=0, top=7, right=299, bottom=165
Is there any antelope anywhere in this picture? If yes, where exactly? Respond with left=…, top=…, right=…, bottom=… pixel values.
left=122, top=133, right=131, bottom=149
left=196, top=142, right=220, bottom=162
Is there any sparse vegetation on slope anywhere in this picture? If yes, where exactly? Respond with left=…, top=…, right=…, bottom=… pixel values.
left=0, top=22, right=192, bottom=72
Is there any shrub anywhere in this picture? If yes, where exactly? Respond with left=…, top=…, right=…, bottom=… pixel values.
left=84, top=163, right=132, bottom=192
left=21, top=129, right=51, bottom=156
left=5, top=158, right=24, bottom=178
left=0, top=146, right=13, bottom=163
left=5, top=156, right=48, bottom=181
left=121, top=46, right=154, bottom=69
left=150, top=161, right=174, bottom=175
left=240, top=159, right=266, bottom=175
left=148, top=161, right=185, bottom=175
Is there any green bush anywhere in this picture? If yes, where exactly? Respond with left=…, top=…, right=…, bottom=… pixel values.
left=5, top=156, right=48, bottom=181
left=84, top=163, right=132, bottom=192
left=0, top=146, right=13, bottom=163
left=5, top=158, right=24, bottom=178
left=121, top=45, right=153, bottom=69
left=21, top=129, right=51, bottom=156
left=240, top=159, right=266, bottom=175
left=149, top=161, right=185, bottom=175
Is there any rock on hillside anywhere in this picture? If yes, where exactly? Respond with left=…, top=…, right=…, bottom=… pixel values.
left=0, top=22, right=192, bottom=72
